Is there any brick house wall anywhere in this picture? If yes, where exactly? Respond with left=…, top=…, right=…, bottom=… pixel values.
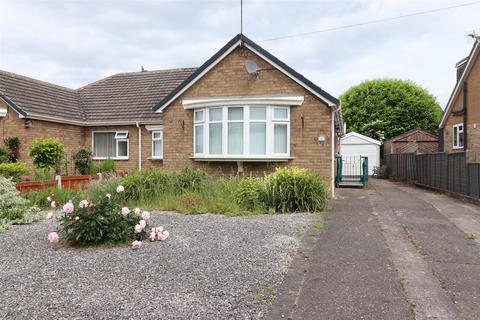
left=443, top=46, right=480, bottom=162
left=0, top=101, right=85, bottom=171
left=162, top=47, right=334, bottom=183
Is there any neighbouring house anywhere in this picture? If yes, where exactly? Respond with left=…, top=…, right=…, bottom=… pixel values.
left=384, top=128, right=438, bottom=155
left=340, top=132, right=380, bottom=175
left=439, top=37, right=480, bottom=162
left=0, top=34, right=343, bottom=191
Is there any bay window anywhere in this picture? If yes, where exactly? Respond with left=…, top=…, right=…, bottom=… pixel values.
left=92, top=131, right=129, bottom=159
left=193, top=105, right=290, bottom=158
left=152, top=130, right=163, bottom=159
left=453, top=123, right=464, bottom=149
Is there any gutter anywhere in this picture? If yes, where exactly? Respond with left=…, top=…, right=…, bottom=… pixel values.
left=136, top=121, right=142, bottom=171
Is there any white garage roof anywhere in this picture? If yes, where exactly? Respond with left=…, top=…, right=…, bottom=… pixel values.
left=341, top=132, right=381, bottom=146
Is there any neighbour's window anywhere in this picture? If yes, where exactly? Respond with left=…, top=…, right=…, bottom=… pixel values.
left=193, top=106, right=290, bottom=157
left=92, top=131, right=129, bottom=159
left=453, top=123, right=464, bottom=148
left=152, top=130, right=163, bottom=159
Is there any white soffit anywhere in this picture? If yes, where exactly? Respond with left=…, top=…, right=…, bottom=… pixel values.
left=182, top=94, right=304, bottom=109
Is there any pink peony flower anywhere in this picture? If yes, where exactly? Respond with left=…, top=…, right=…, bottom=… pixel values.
left=50, top=201, right=56, bottom=208
left=79, top=200, right=89, bottom=208
left=134, top=208, right=141, bottom=216
left=141, top=211, right=150, bottom=220
left=149, top=233, right=156, bottom=241
left=48, top=232, right=59, bottom=243
left=46, top=212, right=54, bottom=219
left=156, top=226, right=164, bottom=232
left=106, top=193, right=111, bottom=199
left=157, top=230, right=169, bottom=241
left=134, top=224, right=144, bottom=233
left=131, top=240, right=142, bottom=249
left=47, top=196, right=52, bottom=202
left=116, top=185, right=125, bottom=193
left=75, top=216, right=80, bottom=221
left=121, top=207, right=130, bottom=216
left=139, top=220, right=146, bottom=228
left=63, top=202, right=74, bottom=214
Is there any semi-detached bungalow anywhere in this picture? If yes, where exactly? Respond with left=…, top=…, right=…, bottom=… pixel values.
left=0, top=34, right=343, bottom=192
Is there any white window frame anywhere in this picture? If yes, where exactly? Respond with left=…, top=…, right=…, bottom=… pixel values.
left=92, top=131, right=129, bottom=160
left=452, top=123, right=464, bottom=149
left=193, top=105, right=291, bottom=159
left=151, top=130, right=163, bottom=159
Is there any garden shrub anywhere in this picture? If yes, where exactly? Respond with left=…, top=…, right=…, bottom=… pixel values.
left=0, top=162, right=29, bottom=181
left=4, top=136, right=20, bottom=162
left=170, top=167, right=206, bottom=192
left=46, top=184, right=169, bottom=247
left=118, top=170, right=170, bottom=201
left=87, top=163, right=99, bottom=175
left=264, top=167, right=328, bottom=213
left=72, top=148, right=92, bottom=175
left=235, top=177, right=265, bottom=210
left=29, top=138, right=64, bottom=173
left=0, top=147, right=11, bottom=163
left=99, top=159, right=116, bottom=173
left=0, top=176, right=42, bottom=231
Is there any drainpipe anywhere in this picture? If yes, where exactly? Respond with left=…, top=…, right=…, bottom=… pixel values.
left=331, top=105, right=341, bottom=198
left=136, top=121, right=142, bottom=171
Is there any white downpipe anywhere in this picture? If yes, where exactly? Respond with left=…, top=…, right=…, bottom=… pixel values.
left=136, top=122, right=142, bottom=171
left=331, top=109, right=335, bottom=198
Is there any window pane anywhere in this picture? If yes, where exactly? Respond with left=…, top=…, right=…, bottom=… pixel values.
left=195, top=125, right=204, bottom=154
left=274, top=108, right=288, bottom=120
left=209, top=123, right=222, bottom=154
left=194, top=110, right=204, bottom=122
left=209, top=108, right=222, bottom=121
left=117, top=140, right=128, bottom=157
left=274, top=124, right=288, bottom=154
left=153, top=140, right=163, bottom=157
left=228, top=123, right=243, bottom=155
left=228, top=107, right=243, bottom=121
left=153, top=131, right=162, bottom=139
left=250, top=107, right=266, bottom=120
left=459, top=130, right=464, bottom=147
left=93, top=132, right=115, bottom=158
left=249, top=123, right=266, bottom=155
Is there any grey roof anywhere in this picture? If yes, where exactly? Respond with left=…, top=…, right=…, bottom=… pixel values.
left=0, top=68, right=196, bottom=124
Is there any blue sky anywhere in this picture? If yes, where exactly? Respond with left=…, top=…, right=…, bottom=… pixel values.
left=0, top=0, right=479, bottom=107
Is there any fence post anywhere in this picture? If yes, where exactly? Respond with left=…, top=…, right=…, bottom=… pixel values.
left=55, top=175, right=62, bottom=189
left=97, top=173, right=103, bottom=181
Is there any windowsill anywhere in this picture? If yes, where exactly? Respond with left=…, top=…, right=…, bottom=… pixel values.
left=148, top=157, right=164, bottom=161
left=452, top=146, right=464, bottom=150
left=191, top=156, right=294, bottom=162
left=92, top=157, right=129, bottom=161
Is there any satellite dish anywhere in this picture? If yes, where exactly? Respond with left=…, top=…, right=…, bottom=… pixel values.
left=244, top=60, right=259, bottom=75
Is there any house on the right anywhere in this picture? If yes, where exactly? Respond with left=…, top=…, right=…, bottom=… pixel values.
left=439, top=37, right=480, bottom=162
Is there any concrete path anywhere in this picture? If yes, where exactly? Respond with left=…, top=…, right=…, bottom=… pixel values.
left=267, top=179, right=480, bottom=320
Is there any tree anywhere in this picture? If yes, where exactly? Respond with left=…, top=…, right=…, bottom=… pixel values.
left=340, top=79, right=442, bottom=141
left=29, top=138, right=65, bottom=174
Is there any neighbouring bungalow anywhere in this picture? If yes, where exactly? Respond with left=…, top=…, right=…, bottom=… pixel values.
left=384, top=128, right=438, bottom=155
left=0, top=34, right=343, bottom=192
left=439, top=36, right=480, bottom=162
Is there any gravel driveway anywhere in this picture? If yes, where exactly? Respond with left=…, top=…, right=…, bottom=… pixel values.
left=0, top=212, right=313, bottom=320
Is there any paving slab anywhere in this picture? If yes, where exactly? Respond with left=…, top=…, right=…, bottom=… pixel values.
left=266, top=188, right=413, bottom=320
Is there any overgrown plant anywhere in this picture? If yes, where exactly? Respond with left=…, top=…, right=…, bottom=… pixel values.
left=0, top=147, right=10, bottom=163
left=29, top=138, right=65, bottom=175
left=235, top=177, right=265, bottom=211
left=0, top=162, right=29, bottom=181
left=0, top=176, right=42, bottom=231
left=4, top=136, right=20, bottom=162
left=99, top=159, right=116, bottom=173
left=72, top=148, right=92, bottom=175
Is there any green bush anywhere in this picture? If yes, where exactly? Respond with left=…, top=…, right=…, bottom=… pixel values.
left=235, top=177, right=265, bottom=211
left=264, top=167, right=328, bottom=213
left=99, top=159, right=116, bottom=173
left=87, top=163, right=99, bottom=175
left=29, top=138, right=64, bottom=173
left=170, top=167, right=206, bottom=192
left=0, top=162, right=29, bottom=181
left=72, top=148, right=92, bottom=175
left=4, top=136, right=20, bottom=162
left=0, top=147, right=10, bottom=163
left=0, top=176, right=42, bottom=231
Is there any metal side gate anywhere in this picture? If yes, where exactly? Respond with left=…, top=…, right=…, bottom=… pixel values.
left=335, top=155, right=369, bottom=187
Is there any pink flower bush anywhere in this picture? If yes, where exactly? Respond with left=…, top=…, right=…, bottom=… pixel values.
left=63, top=202, right=74, bottom=214
left=121, top=207, right=130, bottom=216
left=149, top=226, right=170, bottom=242
left=134, top=224, right=144, bottom=233
left=139, top=220, right=146, bottom=228
left=134, top=208, right=141, bottom=216
left=131, top=240, right=142, bottom=249
left=50, top=201, right=56, bottom=208
left=141, top=211, right=150, bottom=220
left=79, top=200, right=89, bottom=208
left=48, top=232, right=59, bottom=243
left=46, top=212, right=54, bottom=219
left=116, top=185, right=125, bottom=193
